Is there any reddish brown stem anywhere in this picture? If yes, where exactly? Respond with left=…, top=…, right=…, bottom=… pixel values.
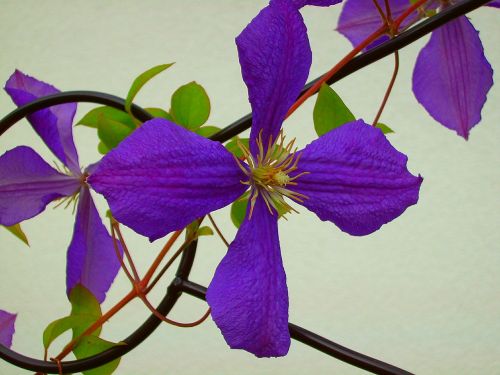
left=285, top=0, right=429, bottom=118
left=372, top=50, right=399, bottom=126
left=208, top=213, right=229, bottom=247
left=372, top=0, right=388, bottom=25
left=111, top=223, right=136, bottom=285
left=138, top=294, right=211, bottom=328
left=113, top=222, right=141, bottom=282
left=393, top=0, right=428, bottom=31
left=286, top=24, right=387, bottom=119
left=54, top=289, right=137, bottom=361
left=141, top=230, right=183, bottom=287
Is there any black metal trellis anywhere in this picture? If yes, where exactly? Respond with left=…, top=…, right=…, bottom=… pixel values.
left=0, top=1, right=490, bottom=373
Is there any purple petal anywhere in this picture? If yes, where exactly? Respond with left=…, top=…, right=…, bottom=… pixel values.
left=486, top=0, right=500, bottom=8
left=0, top=310, right=16, bottom=348
left=337, top=0, right=418, bottom=50
left=290, top=120, right=422, bottom=236
left=237, top=0, right=312, bottom=155
left=0, top=146, right=80, bottom=226
left=5, top=70, right=80, bottom=173
left=412, top=16, right=493, bottom=140
left=66, top=187, right=121, bottom=303
left=207, top=196, right=290, bottom=357
left=89, top=118, right=246, bottom=242
left=293, top=0, right=341, bottom=8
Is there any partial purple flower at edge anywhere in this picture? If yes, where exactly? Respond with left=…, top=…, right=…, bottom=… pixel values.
left=0, top=310, right=16, bottom=348
left=90, top=0, right=422, bottom=358
left=412, top=15, right=493, bottom=139
left=337, top=0, right=495, bottom=140
left=0, top=71, right=121, bottom=303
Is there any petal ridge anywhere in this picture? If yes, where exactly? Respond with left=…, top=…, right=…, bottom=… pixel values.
left=290, top=120, right=422, bottom=236
left=89, top=118, right=247, bottom=241
left=207, top=197, right=290, bottom=357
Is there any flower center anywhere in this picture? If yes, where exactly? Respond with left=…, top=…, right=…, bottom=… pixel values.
left=233, top=130, right=309, bottom=218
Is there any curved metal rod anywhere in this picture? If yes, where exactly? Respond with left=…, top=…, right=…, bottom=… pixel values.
left=0, top=0, right=488, bottom=372
left=210, top=0, right=490, bottom=142
left=180, top=280, right=413, bottom=375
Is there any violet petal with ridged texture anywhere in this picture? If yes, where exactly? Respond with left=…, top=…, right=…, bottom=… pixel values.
left=486, top=0, right=500, bottom=8
left=0, top=146, right=80, bottom=226
left=4, top=70, right=80, bottom=174
left=412, top=16, right=493, bottom=140
left=88, top=118, right=246, bottom=242
left=66, top=187, right=122, bottom=304
left=290, top=120, right=422, bottom=236
left=237, top=0, right=312, bottom=155
left=293, top=0, right=341, bottom=8
left=0, top=310, right=16, bottom=348
left=337, top=0, right=418, bottom=50
left=207, top=197, right=290, bottom=357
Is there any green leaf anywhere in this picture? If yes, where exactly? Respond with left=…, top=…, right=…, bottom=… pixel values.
left=43, top=314, right=95, bottom=350
left=125, top=63, right=174, bottom=116
left=225, top=137, right=249, bottom=159
left=230, top=198, right=248, bottom=229
left=3, top=223, right=29, bottom=246
left=170, top=82, right=210, bottom=129
left=73, top=336, right=122, bottom=375
left=145, top=107, right=173, bottom=121
left=77, top=106, right=135, bottom=130
left=97, top=114, right=134, bottom=150
left=195, top=125, right=221, bottom=138
left=313, top=84, right=355, bottom=136
left=197, top=226, right=214, bottom=237
left=375, top=122, right=394, bottom=134
left=42, top=284, right=102, bottom=352
left=69, top=284, right=102, bottom=339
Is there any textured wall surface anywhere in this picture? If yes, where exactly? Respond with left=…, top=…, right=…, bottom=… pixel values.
left=0, top=1, right=498, bottom=374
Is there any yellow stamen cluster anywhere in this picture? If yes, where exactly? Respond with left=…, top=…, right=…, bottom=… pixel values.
left=233, top=130, right=309, bottom=218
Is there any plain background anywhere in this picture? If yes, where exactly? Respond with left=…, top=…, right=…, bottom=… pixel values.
left=0, top=1, right=498, bottom=374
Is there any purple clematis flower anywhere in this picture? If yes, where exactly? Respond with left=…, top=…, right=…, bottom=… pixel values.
left=337, top=0, right=495, bottom=140
left=0, top=310, right=16, bottom=348
left=89, top=0, right=422, bottom=357
left=0, top=70, right=121, bottom=303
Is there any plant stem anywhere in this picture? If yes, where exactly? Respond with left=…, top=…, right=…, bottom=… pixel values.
left=142, top=230, right=183, bottom=286
left=208, top=213, right=229, bottom=247
left=53, top=289, right=137, bottom=361
left=285, top=0, right=429, bottom=118
left=286, top=25, right=387, bottom=119
left=372, top=50, right=400, bottom=126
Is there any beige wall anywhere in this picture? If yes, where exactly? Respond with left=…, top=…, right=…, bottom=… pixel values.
left=0, top=1, right=499, bottom=374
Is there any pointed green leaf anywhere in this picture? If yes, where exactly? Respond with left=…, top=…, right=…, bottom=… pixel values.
left=125, top=63, right=174, bottom=115
left=170, top=82, right=210, bottom=129
left=69, top=284, right=102, bottom=339
left=145, top=107, right=173, bottom=121
left=97, top=114, right=134, bottom=150
left=225, top=137, right=249, bottom=159
left=313, top=84, right=355, bottom=136
left=375, top=122, right=394, bottom=134
left=3, top=223, right=29, bottom=246
left=73, top=336, right=122, bottom=375
left=77, top=106, right=135, bottom=130
left=195, top=126, right=221, bottom=138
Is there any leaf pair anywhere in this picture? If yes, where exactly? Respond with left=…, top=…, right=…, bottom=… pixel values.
left=43, top=285, right=122, bottom=375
